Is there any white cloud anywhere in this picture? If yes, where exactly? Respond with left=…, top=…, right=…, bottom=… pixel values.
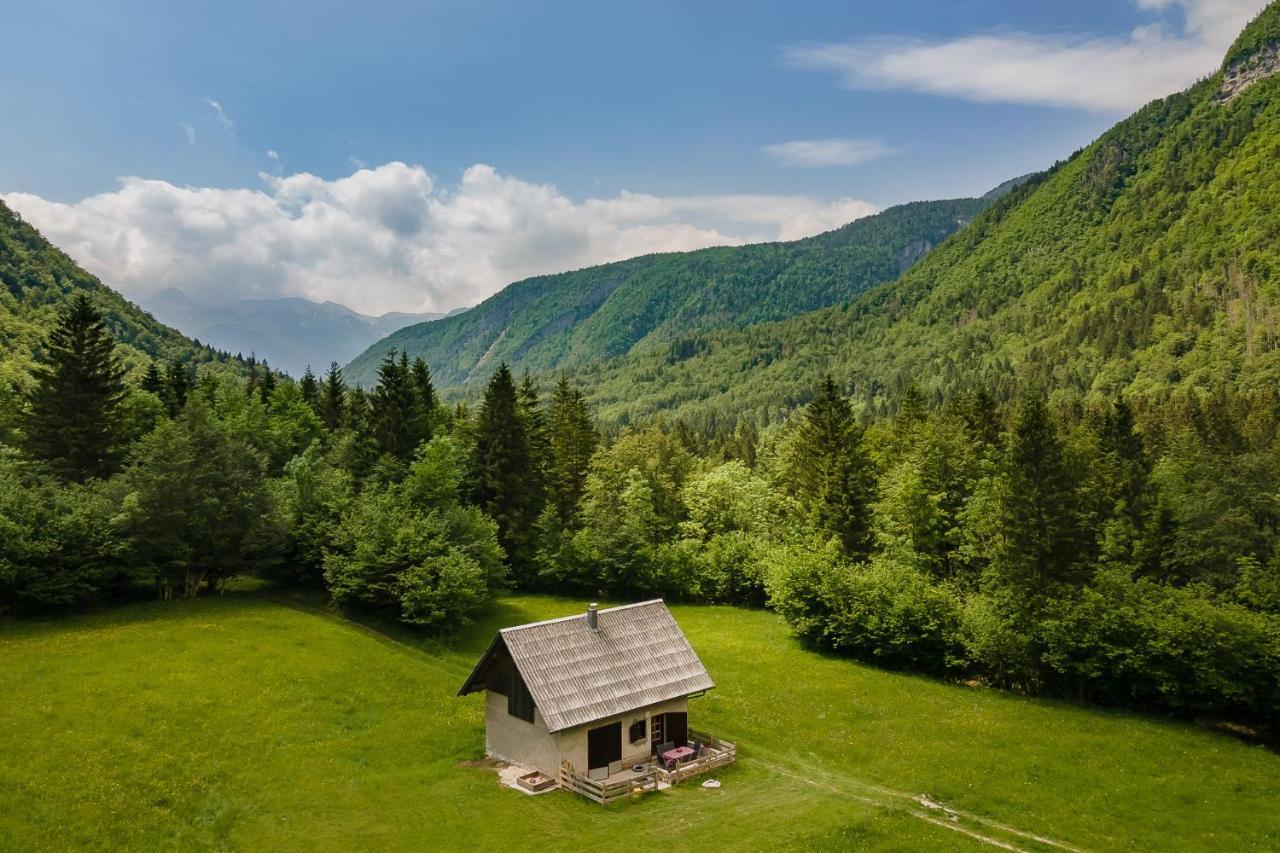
left=763, top=138, right=896, bottom=168
left=784, top=0, right=1268, bottom=112
left=180, top=123, right=197, bottom=146
left=205, top=98, right=234, bottom=130
left=2, top=162, right=877, bottom=316
left=266, top=149, right=279, bottom=161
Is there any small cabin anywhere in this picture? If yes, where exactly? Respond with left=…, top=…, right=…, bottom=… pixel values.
left=458, top=599, right=736, bottom=802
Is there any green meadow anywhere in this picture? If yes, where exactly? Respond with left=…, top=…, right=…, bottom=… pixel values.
left=2, top=589, right=1277, bottom=852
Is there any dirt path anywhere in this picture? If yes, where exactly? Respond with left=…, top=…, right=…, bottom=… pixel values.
left=749, top=750, right=1088, bottom=853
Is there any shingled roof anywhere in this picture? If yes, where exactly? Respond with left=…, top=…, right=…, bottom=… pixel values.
left=457, top=600, right=715, bottom=733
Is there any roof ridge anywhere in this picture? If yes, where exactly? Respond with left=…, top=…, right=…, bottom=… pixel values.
left=497, top=598, right=666, bottom=634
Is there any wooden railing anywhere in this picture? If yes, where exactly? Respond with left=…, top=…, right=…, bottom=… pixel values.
left=559, top=762, right=660, bottom=804
left=658, top=729, right=736, bottom=785
left=558, top=729, right=737, bottom=803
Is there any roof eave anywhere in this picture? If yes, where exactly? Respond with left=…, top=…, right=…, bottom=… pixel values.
left=456, top=634, right=504, bottom=696
left=542, top=683, right=717, bottom=733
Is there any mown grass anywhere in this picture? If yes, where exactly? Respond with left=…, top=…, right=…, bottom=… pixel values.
left=1, top=588, right=1277, bottom=851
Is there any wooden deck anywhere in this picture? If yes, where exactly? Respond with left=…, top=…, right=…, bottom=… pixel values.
left=558, top=729, right=737, bottom=804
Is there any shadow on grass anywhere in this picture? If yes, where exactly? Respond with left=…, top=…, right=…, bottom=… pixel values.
left=263, top=584, right=542, bottom=662
left=0, top=579, right=282, bottom=638
left=788, top=631, right=1278, bottom=752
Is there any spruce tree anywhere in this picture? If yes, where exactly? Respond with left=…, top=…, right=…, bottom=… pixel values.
left=258, top=363, right=277, bottom=404
left=990, top=394, right=1088, bottom=592
left=370, top=352, right=415, bottom=461
left=792, top=377, right=875, bottom=559
left=409, top=357, right=436, bottom=446
left=468, top=363, right=539, bottom=584
left=546, top=375, right=597, bottom=528
left=320, top=361, right=346, bottom=430
left=141, top=361, right=166, bottom=396
left=168, top=360, right=190, bottom=414
left=24, top=294, right=127, bottom=481
left=299, top=366, right=319, bottom=407
left=960, top=388, right=1001, bottom=450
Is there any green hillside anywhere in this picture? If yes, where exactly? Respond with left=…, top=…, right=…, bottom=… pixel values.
left=3, top=589, right=1276, bottom=851
left=0, top=199, right=233, bottom=388
left=345, top=197, right=989, bottom=388
left=537, top=6, right=1280, bottom=427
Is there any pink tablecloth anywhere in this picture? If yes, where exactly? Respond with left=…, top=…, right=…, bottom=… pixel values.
left=661, top=746, right=695, bottom=764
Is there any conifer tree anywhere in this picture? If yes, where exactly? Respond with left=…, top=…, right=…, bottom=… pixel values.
left=168, top=360, right=190, bottom=414
left=792, top=377, right=875, bottom=559
left=518, top=371, right=549, bottom=508
left=141, top=361, right=166, bottom=397
left=960, top=388, right=1001, bottom=450
left=244, top=355, right=259, bottom=398
left=409, top=357, right=437, bottom=444
left=1099, top=399, right=1149, bottom=517
left=469, top=363, right=539, bottom=583
left=370, top=352, right=415, bottom=461
left=990, top=394, right=1088, bottom=592
left=299, top=366, right=319, bottom=407
left=546, top=375, right=597, bottom=528
left=320, top=361, right=345, bottom=430
left=368, top=351, right=431, bottom=462
left=24, top=294, right=127, bottom=481
left=258, top=363, right=277, bottom=404
left=897, top=379, right=928, bottom=427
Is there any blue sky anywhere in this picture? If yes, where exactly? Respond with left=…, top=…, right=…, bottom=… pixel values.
left=0, top=0, right=1266, bottom=314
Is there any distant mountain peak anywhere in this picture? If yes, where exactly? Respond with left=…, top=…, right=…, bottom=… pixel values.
left=142, top=293, right=451, bottom=376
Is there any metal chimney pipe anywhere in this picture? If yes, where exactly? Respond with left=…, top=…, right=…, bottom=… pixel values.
left=587, top=602, right=599, bottom=632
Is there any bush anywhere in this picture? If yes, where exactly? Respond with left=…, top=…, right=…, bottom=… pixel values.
left=698, top=532, right=769, bottom=606
left=821, top=557, right=963, bottom=674
left=0, top=455, right=131, bottom=612
left=322, top=437, right=504, bottom=632
left=764, top=537, right=848, bottom=644
left=959, top=592, right=1041, bottom=693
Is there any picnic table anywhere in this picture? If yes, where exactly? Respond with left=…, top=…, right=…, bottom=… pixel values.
left=661, top=746, right=695, bottom=768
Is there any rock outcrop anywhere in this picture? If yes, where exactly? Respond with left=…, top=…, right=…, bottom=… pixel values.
left=1216, top=42, right=1280, bottom=103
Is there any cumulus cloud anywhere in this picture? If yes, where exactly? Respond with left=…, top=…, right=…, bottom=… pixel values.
left=763, top=138, right=896, bottom=168
left=784, top=0, right=1268, bottom=113
left=2, top=162, right=877, bottom=316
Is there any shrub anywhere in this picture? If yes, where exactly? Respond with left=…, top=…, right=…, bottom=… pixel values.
left=821, top=556, right=963, bottom=674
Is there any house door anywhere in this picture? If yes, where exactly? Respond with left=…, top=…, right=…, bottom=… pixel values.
left=665, top=711, right=688, bottom=748
left=587, top=721, right=622, bottom=772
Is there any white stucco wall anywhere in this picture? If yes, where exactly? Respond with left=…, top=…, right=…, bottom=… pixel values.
left=557, top=696, right=690, bottom=774
left=484, top=690, right=561, bottom=777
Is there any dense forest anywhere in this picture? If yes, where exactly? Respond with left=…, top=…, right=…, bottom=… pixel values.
left=4, top=3, right=1280, bottom=746
left=345, top=196, right=993, bottom=388
left=3, top=303, right=1279, bottom=729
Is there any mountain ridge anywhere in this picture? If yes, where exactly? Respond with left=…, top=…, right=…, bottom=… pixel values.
left=145, top=289, right=462, bottom=376
left=556, top=9, right=1280, bottom=426
left=0, top=199, right=240, bottom=387
left=346, top=195, right=997, bottom=387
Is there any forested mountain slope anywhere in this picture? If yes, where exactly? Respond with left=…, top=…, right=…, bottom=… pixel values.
left=346, top=196, right=989, bottom=387
left=568, top=5, right=1280, bottom=427
left=0, top=199, right=233, bottom=386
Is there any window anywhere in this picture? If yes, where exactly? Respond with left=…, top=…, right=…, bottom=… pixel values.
left=507, top=665, right=535, bottom=723
left=628, top=718, right=647, bottom=744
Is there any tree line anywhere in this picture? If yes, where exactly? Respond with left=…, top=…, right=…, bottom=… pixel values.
left=3, top=296, right=1278, bottom=729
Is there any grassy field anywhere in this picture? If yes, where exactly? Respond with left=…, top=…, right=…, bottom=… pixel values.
left=2, top=588, right=1277, bottom=851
